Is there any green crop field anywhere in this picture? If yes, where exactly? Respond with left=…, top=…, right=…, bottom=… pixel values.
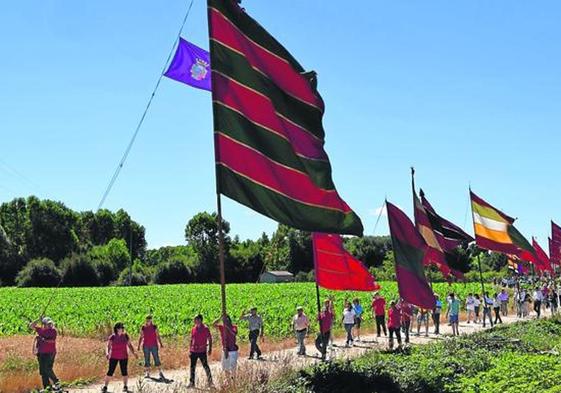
left=0, top=282, right=485, bottom=339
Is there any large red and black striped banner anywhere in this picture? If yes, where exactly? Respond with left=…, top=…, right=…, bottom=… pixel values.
left=207, top=0, right=363, bottom=235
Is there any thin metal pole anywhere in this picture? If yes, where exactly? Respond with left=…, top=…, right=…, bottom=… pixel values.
left=312, top=234, right=322, bottom=326
left=97, top=0, right=195, bottom=210
left=477, top=253, right=486, bottom=296
left=129, top=223, right=133, bottom=285
left=216, top=193, right=227, bottom=318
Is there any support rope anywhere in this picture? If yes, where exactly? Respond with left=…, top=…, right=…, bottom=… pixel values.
left=97, top=0, right=195, bottom=211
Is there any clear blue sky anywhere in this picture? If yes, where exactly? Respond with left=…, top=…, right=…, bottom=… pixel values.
left=1, top=1, right=560, bottom=249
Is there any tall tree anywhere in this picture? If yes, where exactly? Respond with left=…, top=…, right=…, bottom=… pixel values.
left=185, top=212, right=231, bottom=282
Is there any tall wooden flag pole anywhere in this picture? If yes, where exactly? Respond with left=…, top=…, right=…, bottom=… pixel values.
left=216, top=193, right=227, bottom=318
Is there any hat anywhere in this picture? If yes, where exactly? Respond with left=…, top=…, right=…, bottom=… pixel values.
left=42, top=317, right=53, bottom=325
left=296, top=306, right=303, bottom=311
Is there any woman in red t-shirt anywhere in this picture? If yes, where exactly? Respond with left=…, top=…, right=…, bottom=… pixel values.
left=387, top=301, right=402, bottom=350
left=213, top=315, right=239, bottom=377
left=102, top=322, right=137, bottom=393
left=137, top=315, right=165, bottom=380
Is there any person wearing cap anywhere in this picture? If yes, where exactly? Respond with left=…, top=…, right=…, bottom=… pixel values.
left=137, top=315, right=165, bottom=380
left=188, top=314, right=213, bottom=389
left=292, top=306, right=309, bottom=356
left=240, top=307, right=264, bottom=360
left=29, top=317, right=61, bottom=392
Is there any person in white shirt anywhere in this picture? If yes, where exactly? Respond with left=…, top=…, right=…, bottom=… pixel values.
left=342, top=301, right=356, bottom=347
left=493, top=293, right=503, bottom=324
left=465, top=294, right=475, bottom=324
left=473, top=295, right=481, bottom=323
left=292, top=307, right=309, bottom=356
left=533, top=288, right=544, bottom=319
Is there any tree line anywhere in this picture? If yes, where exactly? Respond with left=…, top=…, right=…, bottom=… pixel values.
left=0, top=196, right=509, bottom=287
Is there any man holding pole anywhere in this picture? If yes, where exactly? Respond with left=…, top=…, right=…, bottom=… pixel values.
left=316, top=299, right=334, bottom=361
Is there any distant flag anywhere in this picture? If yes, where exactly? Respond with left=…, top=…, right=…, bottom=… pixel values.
left=206, top=0, right=363, bottom=235
left=420, top=191, right=474, bottom=279
left=470, top=191, right=537, bottom=263
left=551, top=221, right=561, bottom=265
left=413, top=187, right=451, bottom=277
left=532, top=238, right=552, bottom=272
left=312, top=233, right=380, bottom=292
left=412, top=171, right=474, bottom=279
left=386, top=201, right=436, bottom=309
left=164, top=38, right=212, bottom=91
left=507, top=257, right=526, bottom=275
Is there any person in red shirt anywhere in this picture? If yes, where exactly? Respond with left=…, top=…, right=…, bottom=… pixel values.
left=371, top=293, right=387, bottom=338
left=29, top=317, right=60, bottom=392
left=137, top=315, right=165, bottom=380
left=315, top=298, right=334, bottom=361
left=387, top=301, right=402, bottom=349
left=399, top=299, right=412, bottom=344
left=213, top=314, right=239, bottom=377
left=188, top=314, right=213, bottom=388
left=102, top=322, right=137, bottom=393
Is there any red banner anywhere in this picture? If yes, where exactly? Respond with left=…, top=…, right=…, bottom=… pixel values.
left=312, top=233, right=380, bottom=292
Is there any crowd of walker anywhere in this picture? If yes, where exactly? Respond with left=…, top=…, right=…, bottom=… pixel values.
left=29, top=276, right=560, bottom=392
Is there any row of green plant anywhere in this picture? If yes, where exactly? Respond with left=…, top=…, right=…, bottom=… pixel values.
left=0, top=282, right=486, bottom=338
left=261, top=317, right=561, bottom=393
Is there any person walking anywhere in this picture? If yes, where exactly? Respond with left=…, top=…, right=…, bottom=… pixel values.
left=446, top=293, right=460, bottom=336
left=316, top=299, right=334, bottom=361
left=399, top=299, right=412, bottom=343
left=187, top=314, right=213, bottom=389
left=30, top=317, right=61, bottom=392
left=499, top=289, right=509, bottom=316
left=213, top=315, right=239, bottom=378
left=240, top=307, right=264, bottom=360
left=432, top=294, right=442, bottom=334
left=292, top=307, right=309, bottom=356
left=342, top=301, right=356, bottom=347
left=371, top=293, right=387, bottom=338
left=352, top=298, right=364, bottom=342
left=416, top=308, right=429, bottom=337
left=493, top=293, right=503, bottom=324
left=387, top=301, right=402, bottom=350
left=482, top=293, right=494, bottom=328
left=550, top=288, right=558, bottom=315
left=473, top=294, right=481, bottom=323
left=522, top=291, right=530, bottom=317
left=465, top=294, right=475, bottom=323
left=533, top=287, right=544, bottom=318
left=101, top=322, right=137, bottom=393
left=137, top=315, right=165, bottom=380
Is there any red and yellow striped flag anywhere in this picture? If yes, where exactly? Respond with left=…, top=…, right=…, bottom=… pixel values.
left=470, top=191, right=536, bottom=263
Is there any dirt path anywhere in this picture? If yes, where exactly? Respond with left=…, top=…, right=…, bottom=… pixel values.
left=69, top=314, right=520, bottom=393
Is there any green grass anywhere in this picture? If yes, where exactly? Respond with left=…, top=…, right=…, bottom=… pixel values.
left=0, top=281, right=483, bottom=338
left=261, top=317, right=561, bottom=393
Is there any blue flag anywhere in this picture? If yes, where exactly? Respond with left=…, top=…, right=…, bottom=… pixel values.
left=164, top=38, right=211, bottom=91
